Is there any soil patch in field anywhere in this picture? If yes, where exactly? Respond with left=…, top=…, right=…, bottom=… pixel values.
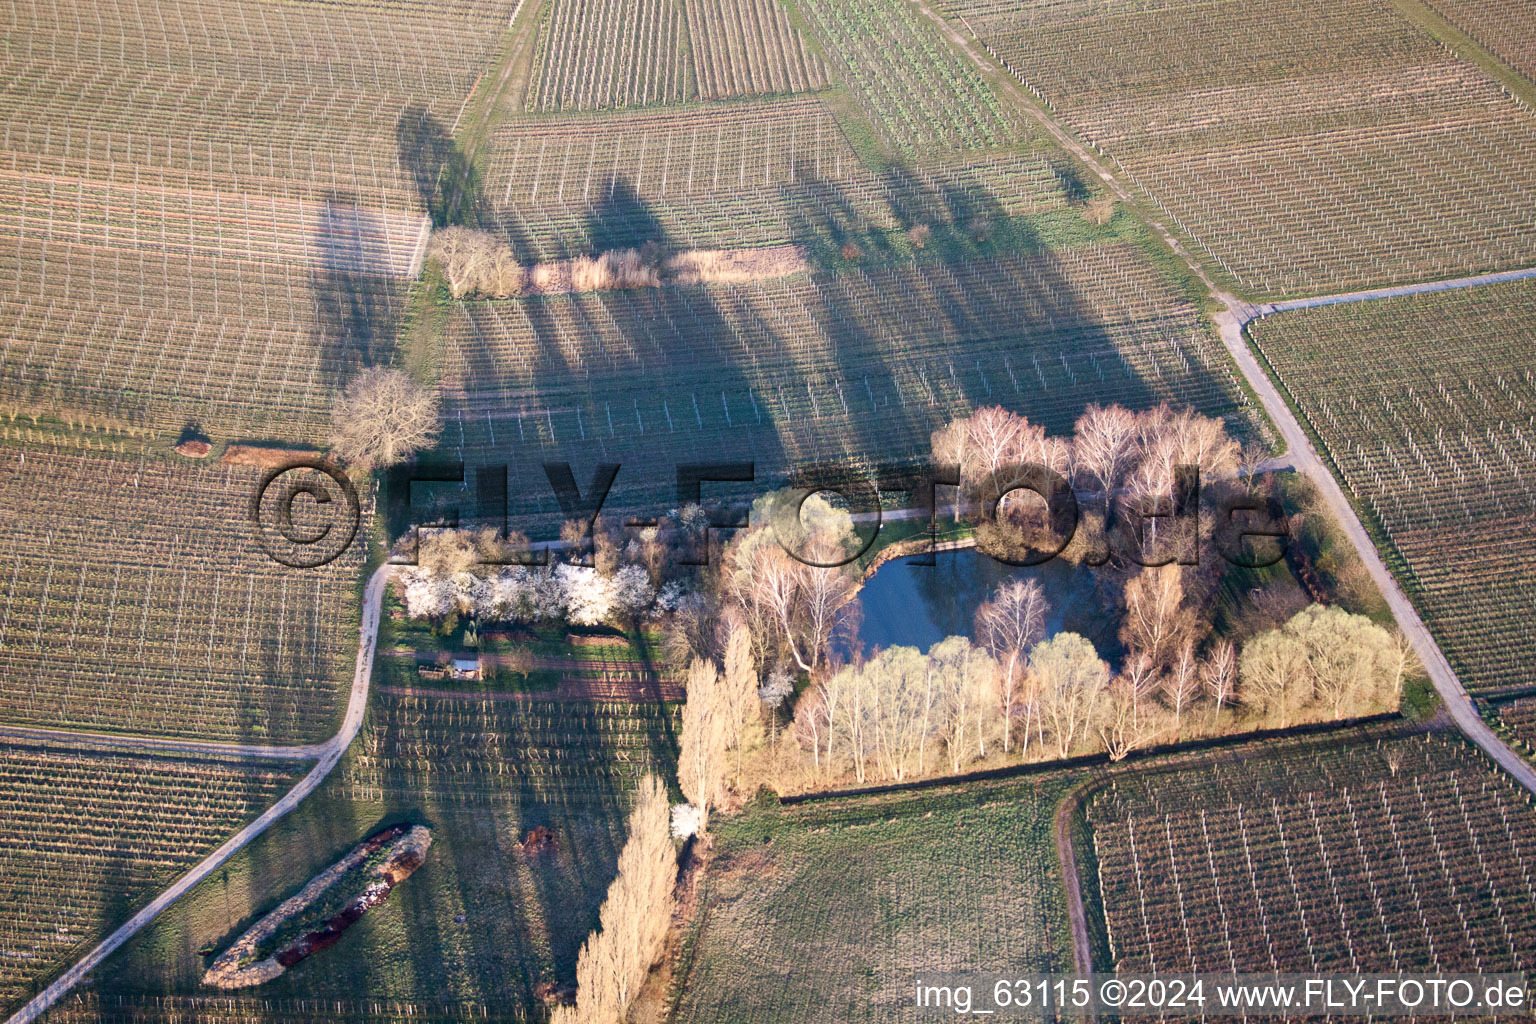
left=220, top=443, right=323, bottom=469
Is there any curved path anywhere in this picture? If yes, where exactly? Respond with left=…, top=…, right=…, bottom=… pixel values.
left=921, top=0, right=1536, bottom=793
left=4, top=563, right=392, bottom=1024
left=916, top=0, right=1536, bottom=973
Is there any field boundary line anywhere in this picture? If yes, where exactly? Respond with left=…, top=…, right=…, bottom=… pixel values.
left=1055, top=783, right=1095, bottom=977
left=1250, top=265, right=1536, bottom=318
left=3, top=563, right=392, bottom=1024
left=406, top=215, right=434, bottom=279
left=0, top=725, right=325, bottom=761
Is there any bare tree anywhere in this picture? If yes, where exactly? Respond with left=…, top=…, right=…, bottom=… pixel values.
left=329, top=367, right=440, bottom=471
left=554, top=774, right=675, bottom=1024
left=792, top=684, right=829, bottom=772
left=1202, top=639, right=1237, bottom=723
left=1120, top=649, right=1162, bottom=726
left=1239, top=626, right=1311, bottom=728
left=964, top=405, right=1027, bottom=495
left=727, top=493, right=859, bottom=673
left=722, top=620, right=759, bottom=784
left=1098, top=677, right=1157, bottom=761
left=928, top=637, right=995, bottom=772
left=1120, top=564, right=1197, bottom=669
left=1031, top=632, right=1111, bottom=758
left=1073, top=404, right=1138, bottom=495
left=678, top=658, right=729, bottom=830
left=1286, top=604, right=1405, bottom=717
left=486, top=246, right=526, bottom=298
left=427, top=226, right=499, bottom=299
left=1163, top=640, right=1201, bottom=730
left=974, top=578, right=1049, bottom=752
left=1238, top=439, right=1270, bottom=494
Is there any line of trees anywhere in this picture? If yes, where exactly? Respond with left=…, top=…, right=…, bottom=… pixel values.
left=552, top=774, right=675, bottom=1024
left=766, top=553, right=1414, bottom=787
left=676, top=619, right=761, bottom=835
left=934, top=402, right=1248, bottom=564
left=394, top=508, right=718, bottom=632
left=425, top=228, right=804, bottom=299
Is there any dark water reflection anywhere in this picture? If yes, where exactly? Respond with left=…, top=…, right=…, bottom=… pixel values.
left=851, top=547, right=1122, bottom=658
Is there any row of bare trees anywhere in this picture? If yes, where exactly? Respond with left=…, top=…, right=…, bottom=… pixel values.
left=426, top=228, right=803, bottom=299
left=778, top=567, right=1412, bottom=786
left=934, top=402, right=1247, bottom=502
left=552, top=775, right=676, bottom=1024
left=677, top=621, right=760, bottom=833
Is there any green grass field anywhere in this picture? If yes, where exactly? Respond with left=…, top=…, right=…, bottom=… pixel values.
left=673, top=772, right=1078, bottom=1023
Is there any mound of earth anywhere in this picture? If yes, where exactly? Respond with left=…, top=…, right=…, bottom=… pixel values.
left=520, top=826, right=557, bottom=854
left=220, top=443, right=320, bottom=468
left=202, top=824, right=432, bottom=989
left=172, top=439, right=212, bottom=458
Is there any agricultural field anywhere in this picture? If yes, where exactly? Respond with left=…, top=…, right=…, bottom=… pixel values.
left=0, top=0, right=491, bottom=442
left=528, top=0, right=695, bottom=111
left=49, top=693, right=678, bottom=1020
left=1498, top=699, right=1536, bottom=758
left=796, top=0, right=1025, bottom=154
left=0, top=440, right=367, bottom=742
left=0, top=159, right=422, bottom=438
left=378, top=607, right=682, bottom=699
left=687, top=0, right=831, bottom=100
left=673, top=772, right=1076, bottom=1023
left=1425, top=0, right=1536, bottom=83
left=1247, top=279, right=1536, bottom=694
left=941, top=0, right=1536, bottom=297
left=0, top=743, right=301, bottom=1014
left=338, top=692, right=680, bottom=805
left=1084, top=731, right=1536, bottom=974
left=0, top=0, right=518, bottom=208
left=474, top=96, right=1072, bottom=259
left=0, top=267, right=413, bottom=441
left=437, top=239, right=1260, bottom=533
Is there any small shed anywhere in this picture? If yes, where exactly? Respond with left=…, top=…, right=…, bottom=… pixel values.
left=450, top=656, right=482, bottom=681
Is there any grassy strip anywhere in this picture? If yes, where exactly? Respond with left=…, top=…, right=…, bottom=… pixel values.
left=1390, top=0, right=1536, bottom=106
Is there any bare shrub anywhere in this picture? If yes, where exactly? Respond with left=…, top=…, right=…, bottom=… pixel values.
left=328, top=367, right=440, bottom=471
left=1084, top=197, right=1117, bottom=225
left=664, top=245, right=807, bottom=285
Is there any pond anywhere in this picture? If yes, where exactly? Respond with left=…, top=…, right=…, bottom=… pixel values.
left=850, top=545, right=1123, bottom=658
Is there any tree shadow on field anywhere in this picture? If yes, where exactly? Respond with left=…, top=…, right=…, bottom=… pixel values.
left=309, top=190, right=408, bottom=383
left=374, top=108, right=1216, bottom=1020
left=434, top=173, right=787, bottom=541
left=780, top=160, right=1164, bottom=481
left=397, top=105, right=481, bottom=228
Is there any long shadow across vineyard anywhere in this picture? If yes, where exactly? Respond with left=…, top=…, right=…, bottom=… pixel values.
left=782, top=162, right=1170, bottom=473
